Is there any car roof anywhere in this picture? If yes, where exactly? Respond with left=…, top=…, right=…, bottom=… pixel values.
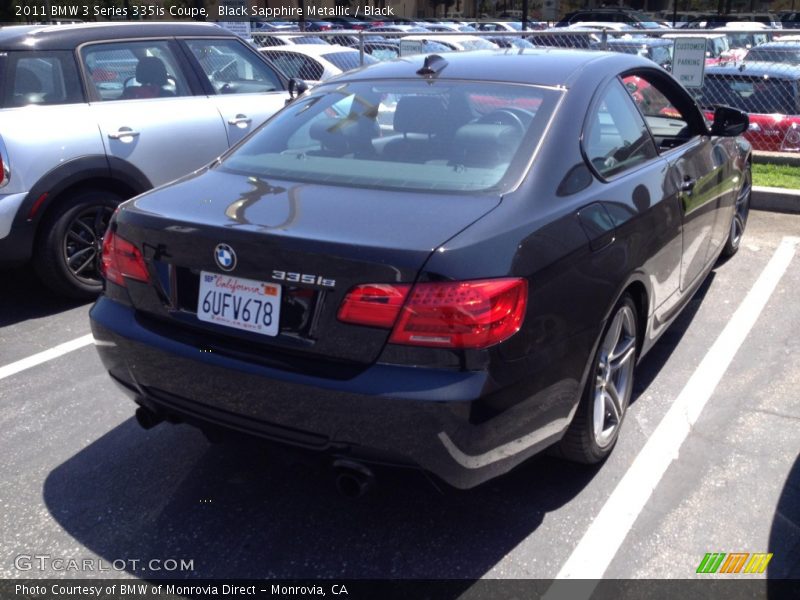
left=0, top=22, right=231, bottom=51
left=713, top=22, right=769, bottom=30
left=332, top=48, right=647, bottom=88
left=706, top=61, right=800, bottom=79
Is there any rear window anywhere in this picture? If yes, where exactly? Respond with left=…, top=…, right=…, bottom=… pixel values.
left=220, top=80, right=562, bottom=193
left=2, top=51, right=82, bottom=107
left=745, top=48, right=800, bottom=65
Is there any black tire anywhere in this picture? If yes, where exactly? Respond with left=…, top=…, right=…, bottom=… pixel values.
left=721, top=165, right=751, bottom=259
left=33, top=189, right=122, bottom=299
left=558, top=295, right=639, bottom=464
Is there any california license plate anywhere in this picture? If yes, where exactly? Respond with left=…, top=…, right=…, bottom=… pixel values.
left=197, top=272, right=281, bottom=337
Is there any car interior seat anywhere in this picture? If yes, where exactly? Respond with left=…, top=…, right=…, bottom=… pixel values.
left=308, top=115, right=381, bottom=158
left=122, top=57, right=174, bottom=99
left=382, top=95, right=448, bottom=162
left=450, top=123, right=521, bottom=169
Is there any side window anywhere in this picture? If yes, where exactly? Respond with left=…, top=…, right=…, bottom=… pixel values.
left=584, top=81, right=658, bottom=178
left=81, top=41, right=190, bottom=101
left=4, top=51, right=82, bottom=107
left=185, top=39, right=282, bottom=94
left=621, top=73, right=696, bottom=150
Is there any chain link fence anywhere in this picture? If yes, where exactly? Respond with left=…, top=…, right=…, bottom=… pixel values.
left=251, top=28, right=800, bottom=153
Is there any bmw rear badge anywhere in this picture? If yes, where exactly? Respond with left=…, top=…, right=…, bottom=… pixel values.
left=214, top=243, right=237, bottom=272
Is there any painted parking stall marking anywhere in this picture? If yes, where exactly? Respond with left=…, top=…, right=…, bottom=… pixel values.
left=552, top=236, right=799, bottom=584
left=0, top=334, right=95, bottom=381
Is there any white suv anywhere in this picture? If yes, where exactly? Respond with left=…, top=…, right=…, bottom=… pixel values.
left=0, top=22, right=291, bottom=297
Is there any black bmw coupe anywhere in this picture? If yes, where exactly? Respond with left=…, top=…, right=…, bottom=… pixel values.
left=90, top=50, right=751, bottom=490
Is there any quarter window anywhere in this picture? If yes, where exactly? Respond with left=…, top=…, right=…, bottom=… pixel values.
left=584, top=81, right=658, bottom=178
left=3, top=51, right=82, bottom=107
left=621, top=72, right=698, bottom=151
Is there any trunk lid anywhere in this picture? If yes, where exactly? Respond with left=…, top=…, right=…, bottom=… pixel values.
left=116, top=168, right=501, bottom=365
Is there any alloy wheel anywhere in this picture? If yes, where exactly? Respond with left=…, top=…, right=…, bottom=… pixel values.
left=593, top=304, right=637, bottom=448
left=730, top=169, right=752, bottom=250
left=62, top=205, right=114, bottom=286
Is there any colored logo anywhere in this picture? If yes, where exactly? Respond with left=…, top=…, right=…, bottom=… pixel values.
left=696, top=552, right=773, bottom=574
left=214, top=243, right=236, bottom=272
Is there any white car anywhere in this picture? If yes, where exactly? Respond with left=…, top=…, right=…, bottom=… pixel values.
left=563, top=22, right=639, bottom=32
left=251, top=33, right=329, bottom=48
left=662, top=32, right=737, bottom=66
left=259, top=45, right=377, bottom=83
left=713, top=24, right=772, bottom=58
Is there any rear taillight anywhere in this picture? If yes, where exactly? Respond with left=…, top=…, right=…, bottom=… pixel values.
left=0, top=152, right=7, bottom=188
left=338, top=278, right=527, bottom=349
left=337, top=283, right=411, bottom=328
left=100, top=229, right=149, bottom=286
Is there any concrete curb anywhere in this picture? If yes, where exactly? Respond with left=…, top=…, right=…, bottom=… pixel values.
left=752, top=151, right=800, bottom=167
left=752, top=186, right=800, bottom=214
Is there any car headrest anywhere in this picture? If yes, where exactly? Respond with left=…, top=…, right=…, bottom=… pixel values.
left=393, top=96, right=447, bottom=135
left=452, top=123, right=520, bottom=167
left=136, top=57, right=168, bottom=87
left=309, top=118, right=350, bottom=154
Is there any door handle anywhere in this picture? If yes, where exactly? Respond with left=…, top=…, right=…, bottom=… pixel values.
left=228, top=114, right=252, bottom=127
left=680, top=176, right=696, bottom=193
left=108, top=127, right=140, bottom=140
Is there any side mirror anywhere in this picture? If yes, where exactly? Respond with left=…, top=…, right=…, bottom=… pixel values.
left=286, top=78, right=309, bottom=104
left=710, top=105, right=749, bottom=137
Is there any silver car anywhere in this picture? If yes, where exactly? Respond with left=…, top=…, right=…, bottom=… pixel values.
left=0, top=22, right=290, bottom=297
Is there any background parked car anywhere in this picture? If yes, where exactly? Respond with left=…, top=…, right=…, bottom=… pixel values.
left=593, top=38, right=674, bottom=70
left=401, top=34, right=499, bottom=52
left=0, top=22, right=290, bottom=298
left=250, top=33, right=329, bottom=48
left=696, top=62, right=800, bottom=152
left=744, top=41, right=800, bottom=65
left=259, top=45, right=377, bottom=83
left=663, top=33, right=735, bottom=66
left=556, top=8, right=665, bottom=29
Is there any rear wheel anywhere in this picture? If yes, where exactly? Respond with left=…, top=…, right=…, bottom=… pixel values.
left=33, top=190, right=121, bottom=299
left=558, top=295, right=638, bottom=463
left=721, top=165, right=751, bottom=258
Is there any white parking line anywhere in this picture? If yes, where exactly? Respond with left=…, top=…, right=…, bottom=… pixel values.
left=0, top=334, right=94, bottom=381
left=554, top=236, right=799, bottom=582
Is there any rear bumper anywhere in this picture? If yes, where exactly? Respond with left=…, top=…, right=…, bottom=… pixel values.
left=90, top=297, right=582, bottom=489
left=0, top=192, right=33, bottom=266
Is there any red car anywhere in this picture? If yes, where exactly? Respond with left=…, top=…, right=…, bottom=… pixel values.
left=695, top=62, right=800, bottom=151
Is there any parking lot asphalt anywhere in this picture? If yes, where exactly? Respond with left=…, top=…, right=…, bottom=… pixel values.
left=0, top=210, right=798, bottom=582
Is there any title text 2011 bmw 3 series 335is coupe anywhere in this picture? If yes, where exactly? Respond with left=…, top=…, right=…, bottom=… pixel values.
left=90, top=50, right=752, bottom=490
